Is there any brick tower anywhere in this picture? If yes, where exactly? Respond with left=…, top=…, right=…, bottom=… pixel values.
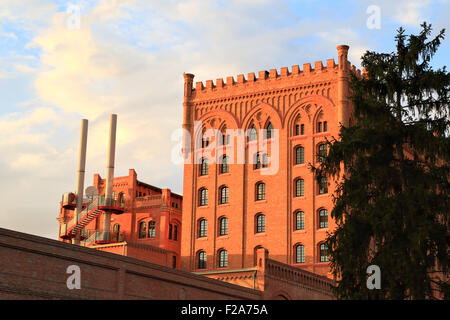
left=181, top=45, right=360, bottom=277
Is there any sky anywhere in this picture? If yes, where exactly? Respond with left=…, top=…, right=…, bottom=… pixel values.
left=0, top=0, right=448, bottom=240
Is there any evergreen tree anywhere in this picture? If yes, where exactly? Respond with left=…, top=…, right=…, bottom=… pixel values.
left=317, top=23, right=449, bottom=299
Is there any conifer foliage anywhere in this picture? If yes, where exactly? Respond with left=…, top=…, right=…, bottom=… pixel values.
left=318, top=23, right=449, bottom=299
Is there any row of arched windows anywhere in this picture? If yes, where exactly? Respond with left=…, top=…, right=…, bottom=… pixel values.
left=198, top=177, right=326, bottom=207
left=197, top=249, right=228, bottom=269
left=197, top=210, right=327, bottom=239
left=293, top=243, right=329, bottom=263
left=200, top=120, right=328, bottom=150
left=196, top=243, right=329, bottom=269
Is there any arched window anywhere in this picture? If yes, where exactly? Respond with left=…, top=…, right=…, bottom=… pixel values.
left=319, top=209, right=328, bottom=228
left=200, top=158, right=208, bottom=176
left=173, top=225, right=178, bottom=241
left=319, top=243, right=329, bottom=262
left=295, top=211, right=305, bottom=230
left=295, top=146, right=304, bottom=164
left=198, top=219, right=207, bottom=238
left=199, top=188, right=208, bottom=206
left=256, top=214, right=265, bottom=233
left=295, top=178, right=304, bottom=197
left=221, top=131, right=230, bottom=145
left=112, top=223, right=120, bottom=241
left=318, top=176, right=328, bottom=194
left=256, top=182, right=266, bottom=201
left=148, top=221, right=156, bottom=238
left=201, top=130, right=210, bottom=148
left=119, top=193, right=126, bottom=205
left=198, top=251, right=207, bottom=269
left=295, top=244, right=305, bottom=263
left=317, top=143, right=327, bottom=162
left=221, top=155, right=229, bottom=173
left=138, top=221, right=146, bottom=239
left=113, top=223, right=120, bottom=233
left=248, top=126, right=257, bottom=141
left=265, top=122, right=274, bottom=139
left=219, top=186, right=229, bottom=204
left=219, top=217, right=228, bottom=236
left=218, top=249, right=228, bottom=268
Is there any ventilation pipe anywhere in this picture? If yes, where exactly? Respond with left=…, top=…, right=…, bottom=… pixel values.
left=72, top=119, right=88, bottom=245
left=102, top=114, right=117, bottom=241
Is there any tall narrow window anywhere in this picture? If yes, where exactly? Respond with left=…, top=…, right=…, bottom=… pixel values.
left=173, top=225, right=178, bottom=241
left=319, top=209, right=328, bottom=228
left=262, top=153, right=268, bottom=168
left=168, top=224, right=173, bottom=240
left=138, top=221, right=146, bottom=239
left=295, top=124, right=300, bottom=136
left=295, top=211, right=305, bottom=230
left=320, top=243, right=329, bottom=262
left=219, top=217, right=228, bottom=236
left=295, top=146, right=304, bottom=164
left=301, top=124, right=305, bottom=135
left=324, top=121, right=328, bottom=132
left=249, top=126, right=257, bottom=141
left=198, top=251, right=207, bottom=269
left=318, top=122, right=323, bottom=133
left=200, top=158, right=208, bottom=176
left=221, top=155, right=229, bottom=173
left=256, top=214, right=265, bottom=233
left=220, top=186, right=229, bottom=204
left=198, top=219, right=207, bottom=238
left=318, top=144, right=327, bottom=162
left=295, top=178, right=304, bottom=197
left=295, top=244, right=305, bottom=263
left=266, top=122, right=274, bottom=139
left=319, top=176, right=328, bottom=194
left=148, top=221, right=156, bottom=238
left=218, top=250, right=228, bottom=268
left=256, top=182, right=266, bottom=201
left=172, top=256, right=177, bottom=268
left=199, top=188, right=208, bottom=206
left=201, top=133, right=209, bottom=148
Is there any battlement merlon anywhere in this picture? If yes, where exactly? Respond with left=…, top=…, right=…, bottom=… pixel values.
left=182, top=44, right=361, bottom=101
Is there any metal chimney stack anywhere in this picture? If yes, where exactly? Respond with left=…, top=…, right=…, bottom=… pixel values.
left=73, top=119, right=88, bottom=245
left=102, top=114, right=117, bottom=241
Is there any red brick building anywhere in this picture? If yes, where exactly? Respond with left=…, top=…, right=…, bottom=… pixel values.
left=57, top=169, right=182, bottom=268
left=181, top=45, right=359, bottom=278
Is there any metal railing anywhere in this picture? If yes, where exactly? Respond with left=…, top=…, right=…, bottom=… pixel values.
left=80, top=230, right=124, bottom=246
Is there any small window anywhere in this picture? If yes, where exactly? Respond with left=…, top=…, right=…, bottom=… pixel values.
left=301, top=124, right=305, bottom=135
left=295, top=124, right=300, bottom=136
left=198, top=251, right=207, bottom=269
left=324, top=121, right=328, bottom=132
left=265, top=122, right=274, bottom=139
left=256, top=214, right=265, bottom=233
left=218, top=250, right=228, bottom=268
left=319, top=176, right=328, bottom=194
left=318, top=144, right=327, bottom=162
left=220, top=186, right=229, bottom=204
left=198, top=219, right=207, bottom=238
left=148, top=221, right=156, bottom=238
left=256, top=182, right=266, bottom=201
left=172, top=256, right=177, bottom=268
left=248, top=126, right=257, bottom=141
left=168, top=224, right=173, bottom=240
left=219, top=217, right=228, bottom=236
left=221, top=156, right=229, bottom=173
left=320, top=243, right=329, bottom=262
left=318, top=122, right=323, bottom=133
left=319, top=209, right=328, bottom=228
left=138, top=221, right=146, bottom=239
left=295, top=146, right=304, bottom=164
left=295, top=244, right=305, bottom=263
left=295, top=178, right=304, bottom=197
left=199, top=188, right=208, bottom=206
left=295, top=211, right=305, bottom=230
left=200, top=158, right=208, bottom=176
